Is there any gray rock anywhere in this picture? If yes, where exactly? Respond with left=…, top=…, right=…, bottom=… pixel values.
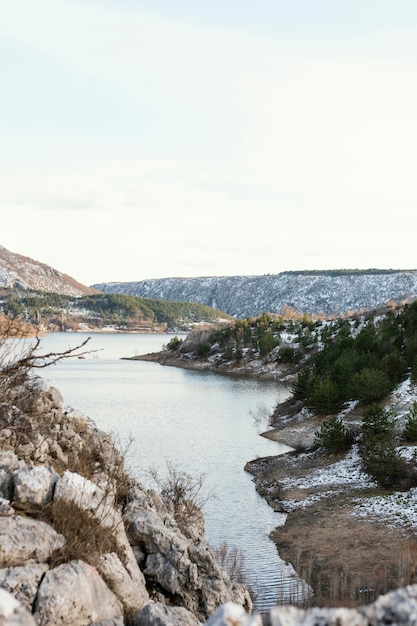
left=13, top=465, right=58, bottom=506
left=0, top=563, right=49, bottom=612
left=268, top=604, right=367, bottom=626
left=33, top=560, right=123, bottom=626
left=54, top=470, right=114, bottom=518
left=203, top=602, right=261, bottom=626
left=0, top=453, right=20, bottom=473
left=267, top=583, right=417, bottom=625
left=96, top=552, right=149, bottom=616
left=17, top=379, right=64, bottom=416
left=124, top=503, right=187, bottom=556
left=90, top=616, right=125, bottom=626
left=0, top=500, right=14, bottom=518
left=133, top=602, right=202, bottom=626
left=54, top=471, right=149, bottom=607
left=124, top=501, right=252, bottom=621
left=0, top=588, right=36, bottom=626
left=0, top=516, right=65, bottom=567
left=362, top=584, right=417, bottom=625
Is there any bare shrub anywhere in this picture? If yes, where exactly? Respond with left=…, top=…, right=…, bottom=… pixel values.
left=212, top=540, right=264, bottom=612
left=146, top=462, right=213, bottom=534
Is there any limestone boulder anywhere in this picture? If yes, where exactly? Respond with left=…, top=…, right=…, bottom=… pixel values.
left=123, top=504, right=188, bottom=555
left=0, top=564, right=49, bottom=612
left=16, top=379, right=64, bottom=417
left=0, top=516, right=65, bottom=567
left=0, top=500, right=13, bottom=518
left=265, top=583, right=417, bottom=626
left=54, top=471, right=149, bottom=610
left=133, top=601, right=202, bottom=626
left=96, top=552, right=149, bottom=616
left=0, top=588, right=36, bottom=626
left=13, top=466, right=58, bottom=507
left=33, top=560, right=123, bottom=626
left=0, top=453, right=20, bottom=473
left=203, top=603, right=261, bottom=626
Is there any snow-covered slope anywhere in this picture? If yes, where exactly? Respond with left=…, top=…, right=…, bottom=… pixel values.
left=0, top=245, right=96, bottom=296
left=92, top=270, right=417, bottom=317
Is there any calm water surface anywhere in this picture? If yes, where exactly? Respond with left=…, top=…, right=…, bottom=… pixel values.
left=40, top=332, right=299, bottom=610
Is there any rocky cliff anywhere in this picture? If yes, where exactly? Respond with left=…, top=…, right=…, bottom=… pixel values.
left=0, top=245, right=96, bottom=296
left=92, top=270, right=417, bottom=318
left=0, top=376, right=251, bottom=625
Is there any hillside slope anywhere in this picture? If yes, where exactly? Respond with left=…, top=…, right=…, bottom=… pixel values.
left=0, top=245, right=96, bottom=296
left=92, top=270, right=417, bottom=318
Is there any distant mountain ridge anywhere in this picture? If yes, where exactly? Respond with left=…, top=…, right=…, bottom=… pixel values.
left=0, top=245, right=96, bottom=296
left=92, top=270, right=417, bottom=318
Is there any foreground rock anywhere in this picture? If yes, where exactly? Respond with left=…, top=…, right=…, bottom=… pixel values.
left=198, top=585, right=417, bottom=625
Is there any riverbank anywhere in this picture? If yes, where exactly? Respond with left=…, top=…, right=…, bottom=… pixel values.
left=135, top=340, right=417, bottom=607
left=127, top=351, right=298, bottom=381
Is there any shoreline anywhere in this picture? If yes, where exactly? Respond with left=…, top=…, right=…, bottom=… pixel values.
left=129, top=348, right=417, bottom=606
left=126, top=351, right=296, bottom=381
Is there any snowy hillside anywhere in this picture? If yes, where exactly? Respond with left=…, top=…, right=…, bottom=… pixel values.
left=92, top=270, right=417, bottom=318
left=0, top=245, right=96, bottom=296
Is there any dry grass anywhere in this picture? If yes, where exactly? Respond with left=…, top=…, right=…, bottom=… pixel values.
left=271, top=501, right=417, bottom=608
left=41, top=499, right=118, bottom=568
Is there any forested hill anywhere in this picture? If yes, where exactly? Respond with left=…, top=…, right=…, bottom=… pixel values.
left=92, top=269, right=417, bottom=318
left=0, top=292, right=231, bottom=333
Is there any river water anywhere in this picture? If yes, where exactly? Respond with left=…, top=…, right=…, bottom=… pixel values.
left=38, top=332, right=300, bottom=611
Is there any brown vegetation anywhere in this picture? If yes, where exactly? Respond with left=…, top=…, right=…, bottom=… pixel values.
left=271, top=497, right=417, bottom=608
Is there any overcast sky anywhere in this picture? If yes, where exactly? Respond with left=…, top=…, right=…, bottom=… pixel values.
left=2, top=1, right=417, bottom=286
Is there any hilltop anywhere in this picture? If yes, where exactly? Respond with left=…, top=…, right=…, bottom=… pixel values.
left=0, top=245, right=96, bottom=296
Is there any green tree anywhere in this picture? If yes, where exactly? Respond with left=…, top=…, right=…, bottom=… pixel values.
left=314, top=416, right=353, bottom=453
left=259, top=328, right=277, bottom=356
left=307, top=377, right=343, bottom=415
left=360, top=404, right=401, bottom=488
left=352, top=368, right=391, bottom=404
left=403, top=402, right=417, bottom=442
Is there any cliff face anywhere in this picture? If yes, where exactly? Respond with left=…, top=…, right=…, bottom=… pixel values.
left=92, top=270, right=417, bottom=318
left=0, top=245, right=96, bottom=296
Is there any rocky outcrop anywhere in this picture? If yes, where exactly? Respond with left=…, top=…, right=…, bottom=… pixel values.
left=33, top=560, right=123, bottom=626
left=0, top=377, right=251, bottom=625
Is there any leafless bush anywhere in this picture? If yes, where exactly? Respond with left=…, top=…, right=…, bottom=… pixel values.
left=213, top=540, right=247, bottom=584
left=147, top=462, right=213, bottom=534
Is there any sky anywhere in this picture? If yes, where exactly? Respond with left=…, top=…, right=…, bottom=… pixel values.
left=2, top=1, right=417, bottom=286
